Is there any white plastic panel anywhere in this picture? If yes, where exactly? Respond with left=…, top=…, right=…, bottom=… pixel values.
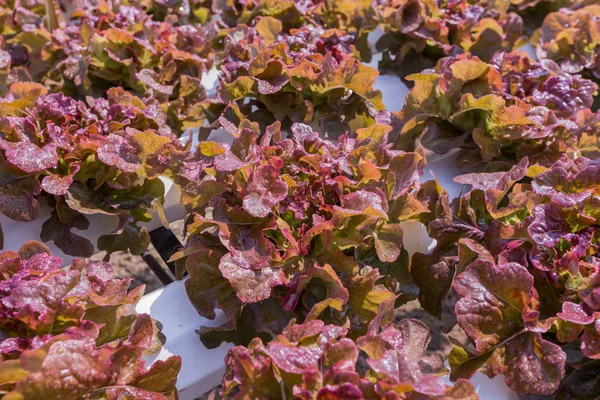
left=136, top=280, right=232, bottom=400
left=0, top=204, right=117, bottom=265
left=373, top=73, right=409, bottom=113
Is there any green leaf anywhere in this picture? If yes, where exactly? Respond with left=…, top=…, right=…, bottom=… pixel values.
left=98, top=222, right=150, bottom=255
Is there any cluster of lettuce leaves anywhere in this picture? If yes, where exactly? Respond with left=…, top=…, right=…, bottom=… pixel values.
left=176, top=120, right=436, bottom=348
left=222, top=301, right=477, bottom=399
left=403, top=155, right=599, bottom=397
left=511, top=0, right=597, bottom=12
left=213, top=0, right=378, bottom=59
left=533, top=4, right=600, bottom=83
left=375, top=0, right=526, bottom=79
left=200, top=17, right=384, bottom=140
left=395, top=51, right=598, bottom=168
left=0, top=82, right=190, bottom=257
left=0, top=241, right=181, bottom=399
left=118, top=0, right=214, bottom=24
left=215, top=0, right=377, bottom=37
left=374, top=0, right=600, bottom=80
left=0, top=0, right=213, bottom=132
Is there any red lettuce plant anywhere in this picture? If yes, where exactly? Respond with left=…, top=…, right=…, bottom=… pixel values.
left=120, top=0, right=214, bottom=23
left=0, top=241, right=181, bottom=399
left=0, top=83, right=189, bottom=257
left=221, top=304, right=478, bottom=399
left=510, top=0, right=596, bottom=12
left=1, top=0, right=213, bottom=132
left=576, top=108, right=600, bottom=159
left=394, top=51, right=598, bottom=169
left=375, top=0, right=526, bottom=79
left=507, top=0, right=596, bottom=38
left=213, top=0, right=377, bottom=51
left=411, top=155, right=600, bottom=398
left=201, top=21, right=384, bottom=139
left=532, top=5, right=600, bottom=83
left=175, top=121, right=436, bottom=348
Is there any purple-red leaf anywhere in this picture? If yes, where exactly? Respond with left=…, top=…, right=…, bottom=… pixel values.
left=243, top=164, right=288, bottom=218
